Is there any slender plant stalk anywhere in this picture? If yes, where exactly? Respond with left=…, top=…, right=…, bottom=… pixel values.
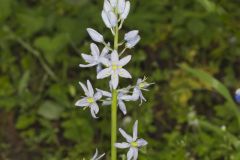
left=111, top=23, right=119, bottom=160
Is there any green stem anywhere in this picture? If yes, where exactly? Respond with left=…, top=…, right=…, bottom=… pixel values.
left=111, top=89, right=118, bottom=160
left=111, top=21, right=119, bottom=160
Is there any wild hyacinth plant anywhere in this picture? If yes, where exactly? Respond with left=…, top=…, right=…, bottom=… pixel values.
left=75, top=0, right=152, bottom=159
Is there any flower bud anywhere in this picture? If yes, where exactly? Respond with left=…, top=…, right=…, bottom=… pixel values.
left=101, top=11, right=117, bottom=28
left=124, top=30, right=139, bottom=41
left=118, top=0, right=126, bottom=14
left=110, top=0, right=117, bottom=7
left=87, top=28, right=104, bottom=43
left=102, top=11, right=112, bottom=28
left=126, top=35, right=140, bottom=48
left=108, top=11, right=117, bottom=27
left=104, top=0, right=112, bottom=12
left=120, top=1, right=130, bottom=20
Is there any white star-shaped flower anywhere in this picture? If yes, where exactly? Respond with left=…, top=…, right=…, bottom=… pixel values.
left=80, top=43, right=109, bottom=73
left=121, top=77, right=153, bottom=105
left=97, top=50, right=132, bottom=89
left=132, top=77, right=153, bottom=104
left=115, top=120, right=148, bottom=160
left=75, top=80, right=102, bottom=118
left=91, top=149, right=105, bottom=160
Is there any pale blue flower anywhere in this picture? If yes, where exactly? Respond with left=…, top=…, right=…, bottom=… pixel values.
left=91, top=149, right=105, bottom=160
left=80, top=43, right=109, bottom=73
left=75, top=80, right=102, bottom=118
left=97, top=50, right=132, bottom=89
left=235, top=88, right=240, bottom=103
left=87, top=28, right=104, bottom=43
left=115, top=120, right=148, bottom=160
left=122, top=77, right=153, bottom=105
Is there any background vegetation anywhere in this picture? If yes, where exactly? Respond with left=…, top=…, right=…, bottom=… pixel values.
left=0, top=0, right=240, bottom=159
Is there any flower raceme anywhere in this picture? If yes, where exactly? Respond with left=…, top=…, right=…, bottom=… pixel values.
left=97, top=50, right=132, bottom=89
left=75, top=80, right=102, bottom=118
left=115, top=120, right=148, bottom=160
left=76, top=0, right=151, bottom=159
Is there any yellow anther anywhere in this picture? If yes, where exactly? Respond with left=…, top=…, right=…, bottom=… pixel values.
left=112, top=64, right=118, bottom=71
left=87, top=97, right=94, bottom=103
left=131, top=142, right=138, bottom=147
left=139, top=82, right=146, bottom=88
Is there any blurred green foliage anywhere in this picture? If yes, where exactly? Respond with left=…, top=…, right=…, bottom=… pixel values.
left=0, top=0, right=240, bottom=159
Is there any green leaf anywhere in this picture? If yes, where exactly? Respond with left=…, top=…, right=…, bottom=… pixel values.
left=18, top=71, right=30, bottom=94
left=38, top=101, right=64, bottom=120
left=16, top=114, right=36, bottom=129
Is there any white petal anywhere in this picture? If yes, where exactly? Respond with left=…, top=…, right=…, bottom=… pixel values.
left=87, top=80, right=94, bottom=97
left=100, top=46, right=109, bottom=57
left=79, top=82, right=90, bottom=96
left=101, top=10, right=112, bottom=28
left=119, top=128, right=133, bottom=142
left=111, top=50, right=119, bottom=62
left=108, top=11, right=117, bottom=27
left=96, top=153, right=105, bottom=160
left=92, top=149, right=98, bottom=159
left=121, top=1, right=130, bottom=20
left=133, top=120, right=138, bottom=141
left=102, top=100, right=111, bottom=106
left=110, top=0, right=117, bottom=7
left=94, top=92, right=102, bottom=100
left=75, top=98, right=89, bottom=107
left=111, top=74, right=119, bottom=89
left=104, top=0, right=112, bottom=12
left=127, top=147, right=134, bottom=160
left=79, top=63, right=97, bottom=68
left=87, top=28, right=104, bottom=43
left=81, top=54, right=95, bottom=64
left=118, top=0, right=126, bottom=14
left=96, top=89, right=112, bottom=97
left=120, top=94, right=136, bottom=101
left=124, top=30, right=139, bottom=41
left=90, top=103, right=99, bottom=119
left=99, top=57, right=110, bottom=67
left=126, top=35, right=140, bottom=48
left=137, top=138, right=148, bottom=147
left=131, top=88, right=140, bottom=100
left=119, top=55, right=131, bottom=66
left=132, top=147, right=138, bottom=160
left=97, top=64, right=102, bottom=73
left=90, top=43, right=100, bottom=58
left=118, top=100, right=127, bottom=115
left=119, top=68, right=132, bottom=78
left=97, top=68, right=111, bottom=79
left=115, top=142, right=130, bottom=148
